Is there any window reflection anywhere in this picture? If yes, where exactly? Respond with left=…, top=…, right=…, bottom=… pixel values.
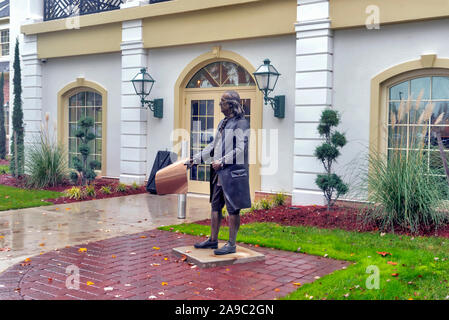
left=187, top=61, right=255, bottom=88
left=387, top=75, right=449, bottom=176
left=68, top=91, right=103, bottom=171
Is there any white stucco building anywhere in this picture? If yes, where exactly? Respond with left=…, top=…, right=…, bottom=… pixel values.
left=8, top=0, right=449, bottom=205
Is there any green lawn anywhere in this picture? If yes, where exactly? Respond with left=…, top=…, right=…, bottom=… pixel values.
left=0, top=185, right=62, bottom=211
left=159, top=222, right=449, bottom=300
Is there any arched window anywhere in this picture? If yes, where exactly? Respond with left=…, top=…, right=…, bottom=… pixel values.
left=186, top=61, right=255, bottom=88
left=67, top=90, right=103, bottom=170
left=387, top=74, right=449, bottom=176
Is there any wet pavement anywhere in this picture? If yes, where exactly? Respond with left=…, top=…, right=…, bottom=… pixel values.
left=0, top=193, right=211, bottom=274
left=0, top=229, right=349, bottom=300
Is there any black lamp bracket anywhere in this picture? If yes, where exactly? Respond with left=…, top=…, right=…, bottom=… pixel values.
left=140, top=97, right=164, bottom=118
left=263, top=95, right=285, bottom=119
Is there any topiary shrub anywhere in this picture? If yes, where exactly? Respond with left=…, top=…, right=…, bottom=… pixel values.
left=315, top=109, right=348, bottom=211
left=70, top=116, right=100, bottom=185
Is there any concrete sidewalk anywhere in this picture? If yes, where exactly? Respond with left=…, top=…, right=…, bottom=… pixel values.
left=0, top=193, right=210, bottom=274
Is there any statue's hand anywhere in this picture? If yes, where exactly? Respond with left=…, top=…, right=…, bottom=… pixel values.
left=185, top=158, right=194, bottom=169
left=212, top=160, right=222, bottom=171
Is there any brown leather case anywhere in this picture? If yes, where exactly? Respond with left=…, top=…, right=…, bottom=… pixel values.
left=155, top=158, right=189, bottom=195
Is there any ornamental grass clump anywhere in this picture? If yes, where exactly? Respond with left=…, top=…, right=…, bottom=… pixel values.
left=64, top=186, right=84, bottom=200
left=84, top=184, right=96, bottom=197
left=364, top=93, right=449, bottom=234
left=315, top=109, right=348, bottom=211
left=115, top=183, right=127, bottom=193
left=25, top=113, right=69, bottom=188
left=100, top=185, right=112, bottom=195
left=272, top=192, right=287, bottom=207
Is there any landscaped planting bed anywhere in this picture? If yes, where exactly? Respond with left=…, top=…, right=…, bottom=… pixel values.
left=196, top=204, right=449, bottom=238
left=0, top=171, right=148, bottom=207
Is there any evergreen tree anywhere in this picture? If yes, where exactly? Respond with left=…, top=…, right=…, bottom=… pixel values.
left=10, top=38, right=24, bottom=177
left=70, top=116, right=100, bottom=185
left=0, top=72, right=5, bottom=159
left=315, top=109, right=348, bottom=211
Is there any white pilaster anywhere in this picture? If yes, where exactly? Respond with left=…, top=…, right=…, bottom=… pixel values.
left=21, top=34, right=42, bottom=152
left=120, top=20, right=148, bottom=185
left=26, top=0, right=44, bottom=22
left=293, top=0, right=332, bottom=205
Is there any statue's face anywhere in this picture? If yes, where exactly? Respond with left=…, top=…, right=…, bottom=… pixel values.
left=219, top=94, right=232, bottom=116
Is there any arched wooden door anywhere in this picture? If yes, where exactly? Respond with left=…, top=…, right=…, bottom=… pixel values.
left=183, top=61, right=261, bottom=197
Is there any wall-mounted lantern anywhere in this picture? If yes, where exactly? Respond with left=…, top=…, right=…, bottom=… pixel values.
left=253, top=59, right=285, bottom=118
left=131, top=67, right=163, bottom=118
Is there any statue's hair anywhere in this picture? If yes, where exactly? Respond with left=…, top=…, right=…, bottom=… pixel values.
left=223, top=90, right=245, bottom=118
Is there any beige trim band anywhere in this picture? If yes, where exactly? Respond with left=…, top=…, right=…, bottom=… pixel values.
left=22, top=0, right=262, bottom=35
left=24, top=0, right=296, bottom=59
left=330, top=0, right=449, bottom=30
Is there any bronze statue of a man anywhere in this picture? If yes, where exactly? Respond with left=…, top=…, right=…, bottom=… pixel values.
left=186, top=90, right=251, bottom=255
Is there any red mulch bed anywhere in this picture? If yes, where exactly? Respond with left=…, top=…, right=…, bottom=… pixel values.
left=0, top=159, right=8, bottom=166
left=0, top=173, right=148, bottom=204
left=196, top=205, right=449, bottom=239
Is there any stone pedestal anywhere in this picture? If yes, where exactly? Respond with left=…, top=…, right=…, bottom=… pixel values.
left=172, top=244, right=265, bottom=268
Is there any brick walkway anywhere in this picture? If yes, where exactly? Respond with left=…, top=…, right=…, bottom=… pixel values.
left=0, top=229, right=349, bottom=300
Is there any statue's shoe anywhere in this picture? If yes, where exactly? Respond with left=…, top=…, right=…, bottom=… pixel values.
left=214, top=242, right=236, bottom=255
left=194, top=238, right=218, bottom=249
